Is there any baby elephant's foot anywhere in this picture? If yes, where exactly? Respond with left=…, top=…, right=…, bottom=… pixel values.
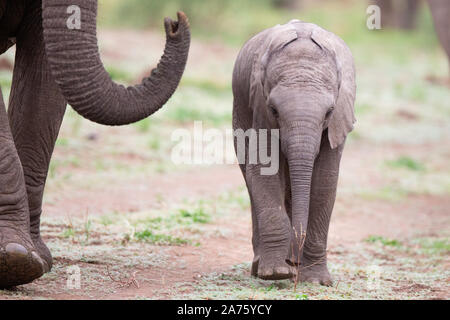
left=298, top=257, right=333, bottom=287
left=0, top=228, right=45, bottom=288
left=252, top=255, right=296, bottom=280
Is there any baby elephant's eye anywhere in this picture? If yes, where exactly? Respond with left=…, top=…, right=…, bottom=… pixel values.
left=325, top=106, right=335, bottom=119
left=270, top=106, right=279, bottom=118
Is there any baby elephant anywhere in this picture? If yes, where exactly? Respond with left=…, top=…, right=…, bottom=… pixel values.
left=232, top=20, right=356, bottom=285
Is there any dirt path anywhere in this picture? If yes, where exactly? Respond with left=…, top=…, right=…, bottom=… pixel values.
left=44, top=166, right=245, bottom=218
left=7, top=143, right=442, bottom=300
left=1, top=141, right=448, bottom=299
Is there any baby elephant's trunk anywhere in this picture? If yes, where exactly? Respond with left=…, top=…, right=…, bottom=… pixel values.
left=284, top=123, right=321, bottom=265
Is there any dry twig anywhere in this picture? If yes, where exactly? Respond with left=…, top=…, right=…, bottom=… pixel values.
left=291, top=224, right=327, bottom=291
left=106, top=265, right=140, bottom=289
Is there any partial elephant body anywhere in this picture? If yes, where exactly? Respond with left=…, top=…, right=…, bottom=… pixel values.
left=42, top=0, right=190, bottom=125
left=371, top=0, right=420, bottom=30
left=0, top=0, right=24, bottom=54
left=427, top=0, right=450, bottom=76
left=232, top=20, right=356, bottom=284
left=0, top=0, right=190, bottom=287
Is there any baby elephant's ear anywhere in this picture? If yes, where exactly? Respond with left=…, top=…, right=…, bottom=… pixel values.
left=250, top=24, right=298, bottom=108
left=311, top=29, right=356, bottom=149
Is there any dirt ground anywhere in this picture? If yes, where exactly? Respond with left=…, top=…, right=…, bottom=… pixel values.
left=0, top=26, right=449, bottom=300
left=0, top=145, right=447, bottom=300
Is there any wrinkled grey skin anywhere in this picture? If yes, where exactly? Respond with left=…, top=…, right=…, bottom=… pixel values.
left=0, top=0, right=190, bottom=287
left=427, top=0, right=450, bottom=75
left=232, top=20, right=356, bottom=285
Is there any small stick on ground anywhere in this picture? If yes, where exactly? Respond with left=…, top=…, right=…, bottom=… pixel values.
left=292, top=225, right=306, bottom=292
left=292, top=224, right=327, bottom=291
left=106, top=265, right=140, bottom=289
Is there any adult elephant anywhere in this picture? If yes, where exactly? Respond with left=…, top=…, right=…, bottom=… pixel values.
left=0, top=0, right=190, bottom=287
left=427, top=0, right=450, bottom=76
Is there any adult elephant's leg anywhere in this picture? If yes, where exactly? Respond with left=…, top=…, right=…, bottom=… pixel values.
left=246, top=164, right=294, bottom=280
left=8, top=3, right=66, bottom=272
left=300, top=131, right=344, bottom=286
left=0, top=87, right=45, bottom=288
left=428, top=0, right=450, bottom=75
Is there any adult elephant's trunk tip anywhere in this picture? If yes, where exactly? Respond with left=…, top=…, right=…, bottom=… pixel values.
left=42, top=0, right=191, bottom=126
left=165, top=12, right=190, bottom=38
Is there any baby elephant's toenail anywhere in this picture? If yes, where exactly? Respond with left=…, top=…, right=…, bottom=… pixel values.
left=275, top=266, right=290, bottom=276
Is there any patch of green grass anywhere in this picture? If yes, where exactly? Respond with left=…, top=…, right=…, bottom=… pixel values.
left=48, top=157, right=81, bottom=179
left=386, top=156, right=426, bottom=172
left=180, top=78, right=231, bottom=95
left=61, top=227, right=75, bottom=239
left=355, top=103, right=373, bottom=116
left=134, top=118, right=153, bottom=133
left=105, top=66, right=133, bottom=84
left=94, top=159, right=108, bottom=172
left=134, top=229, right=189, bottom=245
left=179, top=207, right=211, bottom=224
left=138, top=205, right=212, bottom=230
left=414, top=238, right=450, bottom=255
left=0, top=78, right=11, bottom=89
left=99, top=215, right=115, bottom=226
left=365, top=235, right=402, bottom=247
left=407, top=84, right=428, bottom=103
left=217, top=188, right=250, bottom=210
left=359, top=186, right=408, bottom=201
left=83, top=219, right=92, bottom=244
left=147, top=136, right=161, bottom=151
left=55, top=138, right=69, bottom=147
left=166, top=106, right=231, bottom=125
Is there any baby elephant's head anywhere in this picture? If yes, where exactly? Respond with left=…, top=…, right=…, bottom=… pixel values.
left=252, top=23, right=355, bottom=160
left=265, top=37, right=341, bottom=157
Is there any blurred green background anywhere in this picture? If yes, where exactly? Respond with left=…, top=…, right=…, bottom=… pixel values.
left=97, top=0, right=438, bottom=46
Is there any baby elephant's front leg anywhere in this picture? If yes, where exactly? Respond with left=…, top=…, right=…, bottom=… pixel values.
left=299, top=138, right=344, bottom=286
left=247, top=167, right=295, bottom=280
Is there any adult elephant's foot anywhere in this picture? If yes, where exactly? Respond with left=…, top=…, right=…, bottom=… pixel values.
left=31, top=234, right=52, bottom=273
left=298, top=256, right=333, bottom=287
left=252, top=255, right=296, bottom=280
left=30, top=212, right=52, bottom=273
left=0, top=226, right=45, bottom=288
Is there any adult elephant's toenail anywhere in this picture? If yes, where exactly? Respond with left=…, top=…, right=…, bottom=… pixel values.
left=31, top=251, right=50, bottom=273
left=31, top=251, right=45, bottom=271
left=5, top=243, right=28, bottom=256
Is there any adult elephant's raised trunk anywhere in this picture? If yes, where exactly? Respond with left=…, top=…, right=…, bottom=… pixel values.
left=284, top=123, right=320, bottom=265
left=42, top=0, right=190, bottom=126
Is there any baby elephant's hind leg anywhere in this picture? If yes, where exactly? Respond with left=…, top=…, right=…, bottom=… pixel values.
left=300, top=134, right=344, bottom=286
